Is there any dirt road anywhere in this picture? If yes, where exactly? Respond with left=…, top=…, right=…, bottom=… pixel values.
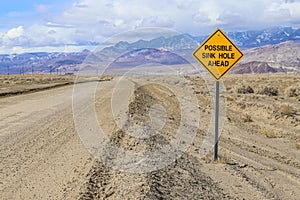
left=0, top=82, right=96, bottom=199
left=0, top=75, right=299, bottom=199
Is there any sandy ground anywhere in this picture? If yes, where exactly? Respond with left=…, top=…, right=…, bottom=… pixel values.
left=0, top=75, right=75, bottom=97
left=0, top=74, right=299, bottom=199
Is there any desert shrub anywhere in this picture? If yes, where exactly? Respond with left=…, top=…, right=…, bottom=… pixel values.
left=295, top=142, right=300, bottom=150
left=279, top=104, right=295, bottom=116
left=285, top=86, right=300, bottom=97
left=257, top=86, right=278, bottom=96
left=226, top=95, right=235, bottom=101
left=99, top=76, right=114, bottom=81
left=236, top=85, right=254, bottom=94
left=261, top=129, right=277, bottom=138
left=237, top=102, right=246, bottom=109
left=242, top=114, right=253, bottom=122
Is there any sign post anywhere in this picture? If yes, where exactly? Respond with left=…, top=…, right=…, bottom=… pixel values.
left=214, top=81, right=219, bottom=160
left=192, top=28, right=244, bottom=160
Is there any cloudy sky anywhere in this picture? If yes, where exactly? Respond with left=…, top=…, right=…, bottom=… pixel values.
left=0, top=0, right=300, bottom=53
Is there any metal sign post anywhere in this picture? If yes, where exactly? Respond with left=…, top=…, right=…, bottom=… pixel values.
left=214, top=81, right=219, bottom=160
left=192, top=28, right=244, bottom=160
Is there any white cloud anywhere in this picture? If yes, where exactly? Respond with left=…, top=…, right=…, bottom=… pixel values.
left=1, top=25, right=78, bottom=50
left=1, top=0, right=300, bottom=53
left=139, top=16, right=174, bottom=28
left=6, top=26, right=24, bottom=39
left=54, top=0, right=300, bottom=36
left=1, top=26, right=28, bottom=49
left=35, top=4, right=51, bottom=13
left=279, top=1, right=300, bottom=23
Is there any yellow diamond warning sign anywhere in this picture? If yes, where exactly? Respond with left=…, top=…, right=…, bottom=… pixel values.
left=193, top=28, right=244, bottom=80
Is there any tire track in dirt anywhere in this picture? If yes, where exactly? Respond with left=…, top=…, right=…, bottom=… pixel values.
left=216, top=122, right=300, bottom=199
left=78, top=77, right=231, bottom=199
left=185, top=74, right=300, bottom=200
left=223, top=132, right=300, bottom=176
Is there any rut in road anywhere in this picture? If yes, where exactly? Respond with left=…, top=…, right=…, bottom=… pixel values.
left=79, top=79, right=231, bottom=199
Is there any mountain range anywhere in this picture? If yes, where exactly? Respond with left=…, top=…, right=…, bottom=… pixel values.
left=1, top=27, right=300, bottom=74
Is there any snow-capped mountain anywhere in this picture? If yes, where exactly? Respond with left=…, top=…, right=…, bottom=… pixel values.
left=1, top=27, right=300, bottom=74
left=228, top=27, right=300, bottom=48
left=0, top=51, right=89, bottom=74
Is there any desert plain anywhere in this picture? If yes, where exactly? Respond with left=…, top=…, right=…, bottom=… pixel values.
left=0, top=72, right=299, bottom=200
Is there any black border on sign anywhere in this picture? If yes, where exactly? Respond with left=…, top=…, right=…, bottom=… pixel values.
left=192, top=28, right=244, bottom=81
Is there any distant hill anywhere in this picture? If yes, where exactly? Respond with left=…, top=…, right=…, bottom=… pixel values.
left=232, top=61, right=279, bottom=74
left=240, top=41, right=300, bottom=73
left=110, top=48, right=189, bottom=67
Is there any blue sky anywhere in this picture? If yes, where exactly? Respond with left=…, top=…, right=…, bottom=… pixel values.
left=0, top=0, right=71, bottom=14
left=0, top=0, right=300, bottom=53
left=0, top=0, right=72, bottom=28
